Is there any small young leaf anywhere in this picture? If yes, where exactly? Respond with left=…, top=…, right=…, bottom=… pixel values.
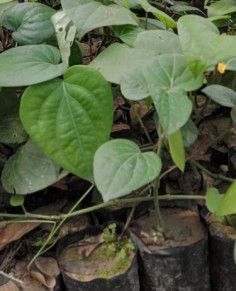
left=94, top=139, right=162, bottom=202
left=0, top=45, right=67, bottom=87
left=168, top=130, right=185, bottom=171
left=202, top=85, right=236, bottom=107
left=10, top=195, right=25, bottom=207
left=206, top=187, right=224, bottom=213
left=20, top=66, right=113, bottom=179
left=217, top=181, right=236, bottom=216
left=2, top=2, right=55, bottom=44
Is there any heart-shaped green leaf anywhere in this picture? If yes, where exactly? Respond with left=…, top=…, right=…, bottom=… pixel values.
left=178, top=15, right=236, bottom=71
left=121, top=54, right=202, bottom=134
left=20, top=66, right=113, bottom=179
left=202, top=85, right=236, bottom=107
left=1, top=140, right=63, bottom=194
left=94, top=139, right=162, bottom=202
left=91, top=30, right=181, bottom=84
left=0, top=45, right=67, bottom=87
left=62, top=0, right=138, bottom=39
left=2, top=2, right=55, bottom=44
left=0, top=88, right=28, bottom=144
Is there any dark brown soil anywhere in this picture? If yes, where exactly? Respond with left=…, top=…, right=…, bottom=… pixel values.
left=133, top=208, right=205, bottom=251
left=58, top=234, right=135, bottom=282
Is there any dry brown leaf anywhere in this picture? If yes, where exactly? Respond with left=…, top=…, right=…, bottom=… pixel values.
left=34, top=257, right=60, bottom=278
left=0, top=222, right=40, bottom=251
left=0, top=280, right=19, bottom=291
left=112, top=123, right=130, bottom=133
left=130, top=101, right=152, bottom=125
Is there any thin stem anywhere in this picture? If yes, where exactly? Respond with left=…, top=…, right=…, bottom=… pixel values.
left=27, top=184, right=94, bottom=269
left=153, top=126, right=165, bottom=232
left=133, top=106, right=152, bottom=143
left=0, top=194, right=206, bottom=223
left=0, top=271, right=23, bottom=285
left=191, top=160, right=235, bottom=183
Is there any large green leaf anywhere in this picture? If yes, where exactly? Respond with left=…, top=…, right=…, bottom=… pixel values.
left=20, top=66, right=113, bottom=179
left=121, top=54, right=202, bottom=134
left=91, top=30, right=181, bottom=84
left=62, top=0, right=138, bottom=39
left=207, top=0, right=236, bottom=17
left=0, top=88, right=27, bottom=144
left=134, top=30, right=182, bottom=54
left=168, top=129, right=185, bottom=171
left=0, top=0, right=16, bottom=24
left=178, top=15, right=219, bottom=70
left=1, top=2, right=55, bottom=44
left=217, top=181, right=236, bottom=216
left=1, top=140, right=63, bottom=194
left=0, top=45, right=67, bottom=87
left=178, top=15, right=236, bottom=71
left=94, top=139, right=162, bottom=202
left=202, top=85, right=236, bottom=107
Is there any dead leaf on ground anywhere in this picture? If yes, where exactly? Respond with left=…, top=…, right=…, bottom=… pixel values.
left=0, top=222, right=40, bottom=251
left=0, top=280, right=19, bottom=291
left=130, top=101, right=153, bottom=126
left=13, top=257, right=60, bottom=291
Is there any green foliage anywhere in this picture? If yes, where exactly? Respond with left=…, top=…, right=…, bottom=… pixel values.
left=20, top=66, right=113, bottom=180
left=93, top=139, right=162, bottom=201
left=0, top=0, right=236, bottom=214
left=1, top=140, right=62, bottom=194
left=91, top=29, right=181, bottom=84
left=61, top=0, right=138, bottom=39
left=0, top=88, right=27, bottom=144
left=202, top=85, right=236, bottom=107
left=10, top=195, right=25, bottom=207
left=206, top=187, right=224, bottom=213
left=0, top=45, right=67, bottom=87
left=121, top=54, right=202, bottom=134
left=168, top=130, right=185, bottom=171
left=181, top=120, right=198, bottom=147
left=1, top=3, right=55, bottom=44
left=206, top=182, right=236, bottom=217
left=178, top=15, right=236, bottom=72
left=207, top=0, right=236, bottom=17
left=103, top=223, right=117, bottom=242
left=217, top=181, right=236, bottom=216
